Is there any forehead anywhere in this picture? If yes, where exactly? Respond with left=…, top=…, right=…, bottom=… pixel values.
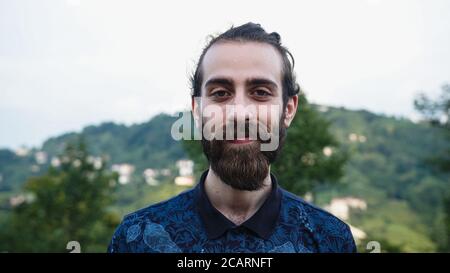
left=201, top=41, right=283, bottom=87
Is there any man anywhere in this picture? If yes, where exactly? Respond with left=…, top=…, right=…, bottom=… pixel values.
left=108, top=22, right=356, bottom=253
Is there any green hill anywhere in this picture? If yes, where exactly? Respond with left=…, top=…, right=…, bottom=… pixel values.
left=0, top=106, right=448, bottom=252
left=313, top=106, right=449, bottom=252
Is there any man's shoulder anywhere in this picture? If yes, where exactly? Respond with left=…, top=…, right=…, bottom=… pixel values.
left=281, top=189, right=346, bottom=227
left=121, top=187, right=196, bottom=226
left=107, top=188, right=197, bottom=253
left=280, top=188, right=357, bottom=252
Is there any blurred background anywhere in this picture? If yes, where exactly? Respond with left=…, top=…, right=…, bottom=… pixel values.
left=0, top=0, right=449, bottom=252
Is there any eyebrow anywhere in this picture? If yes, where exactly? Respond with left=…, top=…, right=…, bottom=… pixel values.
left=245, top=78, right=279, bottom=89
left=204, top=77, right=234, bottom=89
left=204, top=77, right=279, bottom=89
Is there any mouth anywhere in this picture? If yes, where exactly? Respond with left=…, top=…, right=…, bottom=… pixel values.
left=226, top=138, right=254, bottom=144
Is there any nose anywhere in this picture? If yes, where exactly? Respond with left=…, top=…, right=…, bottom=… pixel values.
left=226, top=88, right=255, bottom=124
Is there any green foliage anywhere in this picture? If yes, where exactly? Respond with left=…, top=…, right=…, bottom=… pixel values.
left=414, top=84, right=450, bottom=252
left=272, top=94, right=348, bottom=196
left=0, top=149, right=44, bottom=192
left=314, top=102, right=450, bottom=252
left=0, top=138, right=120, bottom=252
left=352, top=200, right=436, bottom=252
left=112, top=178, right=192, bottom=218
left=414, top=84, right=450, bottom=172
left=443, top=196, right=450, bottom=252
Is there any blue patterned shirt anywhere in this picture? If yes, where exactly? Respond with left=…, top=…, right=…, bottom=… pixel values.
left=107, top=170, right=357, bottom=253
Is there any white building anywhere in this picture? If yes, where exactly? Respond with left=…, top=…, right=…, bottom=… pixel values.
left=9, top=193, right=34, bottom=207
left=323, top=146, right=333, bottom=157
left=324, top=197, right=367, bottom=221
left=15, top=146, right=30, bottom=157
left=174, top=160, right=195, bottom=186
left=34, top=151, right=48, bottom=165
left=87, top=156, right=103, bottom=170
left=348, top=133, right=367, bottom=143
left=175, top=176, right=195, bottom=187
left=176, top=160, right=194, bottom=177
left=111, top=163, right=135, bottom=185
left=10, top=195, right=26, bottom=207
left=143, top=168, right=159, bottom=186
left=51, top=157, right=61, bottom=167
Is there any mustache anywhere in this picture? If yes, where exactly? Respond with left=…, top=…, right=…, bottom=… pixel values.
left=206, top=120, right=274, bottom=142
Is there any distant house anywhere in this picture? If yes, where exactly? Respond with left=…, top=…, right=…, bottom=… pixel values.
left=174, top=159, right=195, bottom=186
left=176, top=160, right=194, bottom=177
left=174, top=176, right=195, bottom=187
left=324, top=197, right=367, bottom=221
left=34, top=151, right=48, bottom=165
left=87, top=156, right=103, bottom=170
left=323, top=146, right=333, bottom=157
left=9, top=193, right=34, bottom=207
left=348, top=133, right=367, bottom=143
left=51, top=157, right=61, bottom=167
left=111, top=163, right=135, bottom=184
left=143, top=168, right=159, bottom=186
left=14, top=146, right=30, bottom=157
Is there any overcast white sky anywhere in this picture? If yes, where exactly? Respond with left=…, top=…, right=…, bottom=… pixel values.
left=1, top=0, right=450, bottom=149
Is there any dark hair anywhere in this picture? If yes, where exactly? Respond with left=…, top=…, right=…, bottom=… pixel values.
left=190, top=22, right=300, bottom=107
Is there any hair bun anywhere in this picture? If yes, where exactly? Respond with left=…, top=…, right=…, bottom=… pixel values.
left=270, top=32, right=281, bottom=43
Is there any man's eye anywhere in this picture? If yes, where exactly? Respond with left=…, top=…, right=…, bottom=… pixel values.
left=211, top=90, right=230, bottom=98
left=253, top=89, right=270, bottom=97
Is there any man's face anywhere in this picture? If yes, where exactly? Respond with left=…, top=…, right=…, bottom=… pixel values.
left=192, top=41, right=297, bottom=191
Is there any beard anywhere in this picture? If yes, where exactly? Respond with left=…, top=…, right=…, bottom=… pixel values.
left=201, top=116, right=286, bottom=191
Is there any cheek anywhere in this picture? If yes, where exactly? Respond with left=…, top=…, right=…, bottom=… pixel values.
left=201, top=103, right=227, bottom=129
left=256, top=104, right=283, bottom=130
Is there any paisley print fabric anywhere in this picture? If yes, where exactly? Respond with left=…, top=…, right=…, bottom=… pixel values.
left=108, top=170, right=357, bottom=253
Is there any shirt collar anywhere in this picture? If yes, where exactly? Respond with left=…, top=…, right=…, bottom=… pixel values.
left=195, top=169, right=282, bottom=240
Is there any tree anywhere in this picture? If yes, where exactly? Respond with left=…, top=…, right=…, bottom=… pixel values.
left=272, top=93, right=348, bottom=196
left=414, top=83, right=450, bottom=252
left=183, top=92, right=348, bottom=197
left=0, top=137, right=120, bottom=252
left=414, top=84, right=450, bottom=172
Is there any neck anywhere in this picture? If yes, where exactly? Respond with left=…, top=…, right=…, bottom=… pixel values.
left=204, top=167, right=272, bottom=225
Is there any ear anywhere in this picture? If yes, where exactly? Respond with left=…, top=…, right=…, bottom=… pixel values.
left=283, top=95, right=298, bottom=128
left=191, top=96, right=201, bottom=128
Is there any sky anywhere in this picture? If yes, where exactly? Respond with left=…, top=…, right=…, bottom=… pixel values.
left=1, top=0, right=450, bottom=149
